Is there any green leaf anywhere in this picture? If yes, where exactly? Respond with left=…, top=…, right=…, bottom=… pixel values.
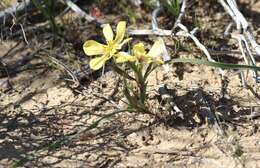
left=123, top=80, right=138, bottom=109
left=111, top=65, right=136, bottom=81
left=170, top=58, right=260, bottom=71
left=161, top=0, right=180, bottom=16
left=31, top=0, right=59, bottom=34
left=144, top=63, right=158, bottom=81
left=127, top=62, right=139, bottom=74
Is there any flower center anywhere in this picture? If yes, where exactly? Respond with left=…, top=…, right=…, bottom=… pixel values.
left=106, top=41, right=119, bottom=56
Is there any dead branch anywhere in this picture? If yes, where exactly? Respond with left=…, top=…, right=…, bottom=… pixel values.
left=60, top=0, right=103, bottom=27
left=176, top=23, right=225, bottom=76
left=173, top=0, right=187, bottom=28
left=218, top=0, right=260, bottom=82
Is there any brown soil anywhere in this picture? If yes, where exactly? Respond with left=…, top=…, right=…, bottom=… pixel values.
left=1, top=0, right=260, bottom=167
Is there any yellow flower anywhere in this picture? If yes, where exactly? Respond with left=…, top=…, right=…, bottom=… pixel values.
left=116, top=38, right=165, bottom=64
left=83, top=21, right=131, bottom=70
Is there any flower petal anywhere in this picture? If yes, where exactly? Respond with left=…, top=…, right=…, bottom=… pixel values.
left=89, top=55, right=109, bottom=70
left=133, top=43, right=146, bottom=56
left=147, top=38, right=164, bottom=58
left=103, top=24, right=114, bottom=41
left=83, top=40, right=106, bottom=56
left=114, top=21, right=126, bottom=44
left=154, top=58, right=164, bottom=64
left=118, top=37, right=132, bottom=49
left=115, top=52, right=136, bottom=63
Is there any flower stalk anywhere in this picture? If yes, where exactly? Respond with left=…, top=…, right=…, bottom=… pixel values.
left=83, top=21, right=166, bottom=113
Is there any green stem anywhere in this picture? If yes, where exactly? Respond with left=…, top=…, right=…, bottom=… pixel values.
left=135, top=64, right=147, bottom=106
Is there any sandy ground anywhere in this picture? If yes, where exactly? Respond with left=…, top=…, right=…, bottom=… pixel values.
left=1, top=0, right=260, bottom=167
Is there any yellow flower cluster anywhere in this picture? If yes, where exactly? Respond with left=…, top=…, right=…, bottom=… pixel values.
left=83, top=21, right=165, bottom=70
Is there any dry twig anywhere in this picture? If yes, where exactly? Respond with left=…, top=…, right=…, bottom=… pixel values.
left=61, top=0, right=103, bottom=27
left=218, top=0, right=260, bottom=82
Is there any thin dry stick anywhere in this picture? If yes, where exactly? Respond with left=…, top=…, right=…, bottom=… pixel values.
left=237, top=35, right=249, bottom=86
left=196, top=89, right=224, bottom=135
left=59, top=0, right=79, bottom=16
left=151, top=0, right=161, bottom=31
left=131, top=0, right=170, bottom=37
left=128, top=29, right=172, bottom=36
left=218, top=0, right=260, bottom=82
left=238, top=34, right=258, bottom=80
left=235, top=33, right=258, bottom=84
left=173, top=0, right=187, bottom=28
left=41, top=49, right=79, bottom=88
left=150, top=0, right=172, bottom=61
left=19, top=23, right=29, bottom=44
left=1, top=1, right=30, bottom=44
left=224, top=22, right=234, bottom=37
left=176, top=23, right=225, bottom=76
left=61, top=0, right=103, bottom=27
